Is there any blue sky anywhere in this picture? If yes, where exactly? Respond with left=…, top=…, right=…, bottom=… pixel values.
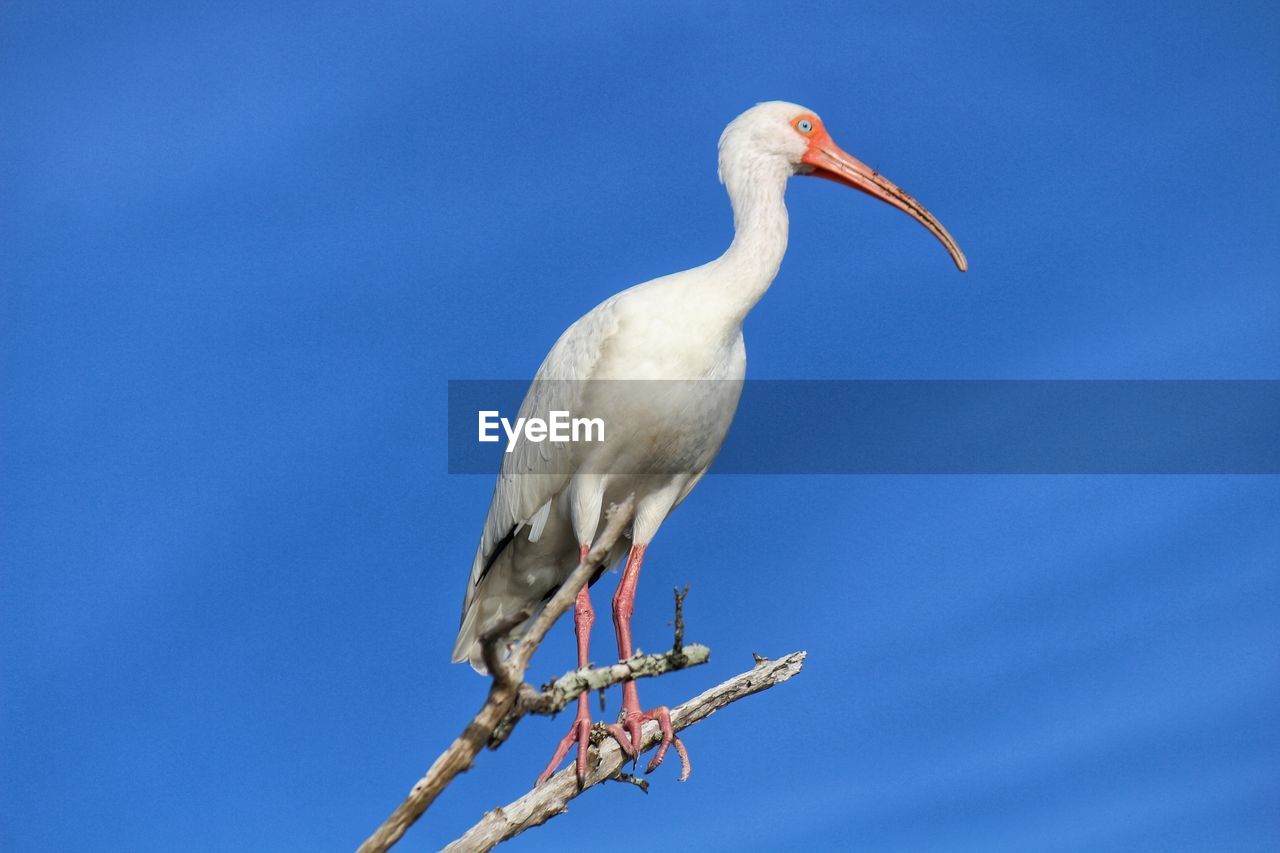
left=2, top=2, right=1278, bottom=851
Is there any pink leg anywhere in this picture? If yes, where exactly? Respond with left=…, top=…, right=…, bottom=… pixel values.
left=605, top=544, right=691, bottom=780
left=536, top=545, right=596, bottom=786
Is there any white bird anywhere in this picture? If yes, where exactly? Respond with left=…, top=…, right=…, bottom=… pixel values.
left=453, top=101, right=966, bottom=785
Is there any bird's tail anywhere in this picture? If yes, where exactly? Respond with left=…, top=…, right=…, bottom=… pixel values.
left=450, top=601, right=483, bottom=672
left=451, top=538, right=628, bottom=673
left=451, top=571, right=540, bottom=674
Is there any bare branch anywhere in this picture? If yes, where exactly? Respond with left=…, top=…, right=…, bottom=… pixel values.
left=354, top=499, right=635, bottom=853
left=612, top=772, right=650, bottom=794
left=441, top=651, right=808, bottom=853
left=489, top=644, right=711, bottom=749
left=672, top=584, right=689, bottom=658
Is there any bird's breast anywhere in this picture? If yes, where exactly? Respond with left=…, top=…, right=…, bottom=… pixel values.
left=596, top=291, right=746, bottom=381
left=575, top=310, right=746, bottom=476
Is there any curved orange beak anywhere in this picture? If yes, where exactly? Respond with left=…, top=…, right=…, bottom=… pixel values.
left=801, top=129, right=967, bottom=272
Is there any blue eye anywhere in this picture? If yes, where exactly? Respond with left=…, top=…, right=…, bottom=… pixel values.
left=797, top=119, right=813, bottom=133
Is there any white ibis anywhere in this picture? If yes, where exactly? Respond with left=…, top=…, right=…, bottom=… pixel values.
left=452, top=101, right=966, bottom=785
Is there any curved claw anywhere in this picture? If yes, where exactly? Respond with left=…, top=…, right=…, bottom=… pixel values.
left=642, top=705, right=675, bottom=774
left=536, top=715, right=592, bottom=787
left=671, top=736, right=692, bottom=782
left=604, top=722, right=636, bottom=759
left=606, top=704, right=691, bottom=781
left=626, top=716, right=645, bottom=763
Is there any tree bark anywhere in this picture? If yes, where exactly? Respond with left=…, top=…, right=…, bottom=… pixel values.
left=354, top=501, right=635, bottom=853
left=441, top=651, right=807, bottom=853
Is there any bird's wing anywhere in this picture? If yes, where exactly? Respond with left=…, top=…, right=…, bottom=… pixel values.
left=458, top=297, right=623, bottom=615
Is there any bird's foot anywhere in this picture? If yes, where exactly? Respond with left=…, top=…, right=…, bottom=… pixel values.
left=606, top=701, right=691, bottom=780
left=536, top=708, right=594, bottom=787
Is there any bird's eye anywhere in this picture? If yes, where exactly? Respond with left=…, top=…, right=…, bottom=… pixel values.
left=796, top=119, right=814, bottom=134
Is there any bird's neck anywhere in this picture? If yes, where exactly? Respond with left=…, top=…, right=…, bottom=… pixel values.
left=710, top=160, right=791, bottom=326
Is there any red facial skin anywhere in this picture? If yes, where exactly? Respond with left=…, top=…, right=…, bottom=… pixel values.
left=793, top=114, right=967, bottom=272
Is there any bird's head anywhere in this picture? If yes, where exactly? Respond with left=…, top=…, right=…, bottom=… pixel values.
left=719, top=101, right=967, bottom=271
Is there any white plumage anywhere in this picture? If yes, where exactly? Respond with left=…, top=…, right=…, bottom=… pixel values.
left=450, top=100, right=964, bottom=782
left=452, top=107, right=785, bottom=668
